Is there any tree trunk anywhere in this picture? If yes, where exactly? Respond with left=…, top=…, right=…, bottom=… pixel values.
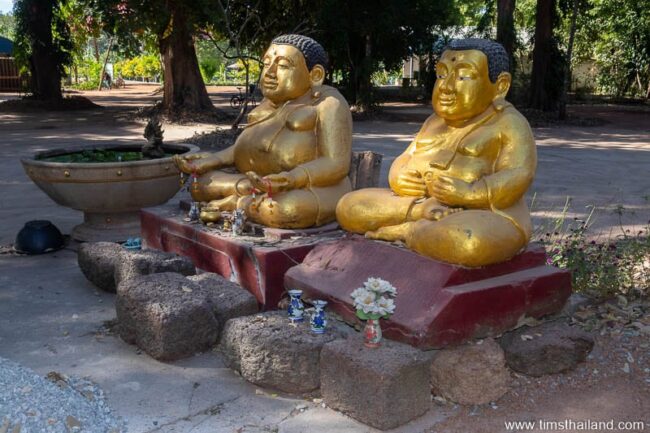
left=231, top=58, right=251, bottom=129
left=496, top=0, right=517, bottom=67
left=92, top=38, right=100, bottom=62
left=558, top=0, right=579, bottom=120
left=422, top=51, right=437, bottom=99
left=354, top=34, right=374, bottom=111
left=26, top=0, right=62, bottom=100
left=159, top=5, right=213, bottom=115
left=529, top=0, right=556, bottom=111
left=97, top=36, right=113, bottom=91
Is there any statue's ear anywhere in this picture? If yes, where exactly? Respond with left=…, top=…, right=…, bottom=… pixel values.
left=310, top=65, right=325, bottom=86
left=495, top=72, right=511, bottom=99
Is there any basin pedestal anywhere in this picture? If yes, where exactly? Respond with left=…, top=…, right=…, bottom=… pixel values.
left=73, top=211, right=141, bottom=242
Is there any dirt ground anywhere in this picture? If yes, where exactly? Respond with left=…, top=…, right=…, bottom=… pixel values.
left=432, top=314, right=650, bottom=433
left=0, top=85, right=649, bottom=432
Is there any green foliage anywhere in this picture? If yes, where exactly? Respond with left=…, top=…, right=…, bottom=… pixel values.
left=230, top=58, right=260, bottom=83
left=371, top=66, right=401, bottom=86
left=513, top=0, right=650, bottom=100
left=199, top=57, right=219, bottom=83
left=61, top=0, right=102, bottom=65
left=89, top=0, right=217, bottom=112
left=90, top=0, right=220, bottom=52
left=575, top=0, right=650, bottom=97
left=115, top=54, right=161, bottom=80
left=457, top=0, right=493, bottom=29
left=74, top=56, right=102, bottom=87
left=13, top=0, right=74, bottom=98
left=195, top=38, right=230, bottom=83
left=515, top=0, right=538, bottom=31
left=13, top=0, right=72, bottom=72
left=356, top=310, right=386, bottom=321
left=69, top=80, right=100, bottom=90
left=0, top=12, right=15, bottom=39
left=540, top=204, right=650, bottom=300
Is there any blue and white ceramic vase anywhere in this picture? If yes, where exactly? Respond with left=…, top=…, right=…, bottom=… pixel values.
left=188, top=201, right=200, bottom=221
left=310, top=300, right=328, bottom=334
left=287, top=289, right=304, bottom=323
left=123, top=237, right=142, bottom=251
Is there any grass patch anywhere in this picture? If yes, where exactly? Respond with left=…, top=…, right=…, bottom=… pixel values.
left=534, top=197, right=650, bottom=300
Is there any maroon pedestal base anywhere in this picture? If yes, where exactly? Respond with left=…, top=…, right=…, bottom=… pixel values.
left=285, top=236, right=572, bottom=349
left=141, top=204, right=341, bottom=310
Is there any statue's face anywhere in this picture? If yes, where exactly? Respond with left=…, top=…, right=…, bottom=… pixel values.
left=261, top=44, right=312, bottom=104
left=432, top=49, right=498, bottom=122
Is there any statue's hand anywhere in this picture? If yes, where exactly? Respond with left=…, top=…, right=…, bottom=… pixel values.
left=246, top=171, right=295, bottom=194
left=173, top=153, right=219, bottom=175
left=429, top=175, right=473, bottom=206
left=394, top=169, right=427, bottom=197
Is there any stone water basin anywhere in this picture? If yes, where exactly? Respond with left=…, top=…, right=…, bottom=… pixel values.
left=21, top=143, right=199, bottom=242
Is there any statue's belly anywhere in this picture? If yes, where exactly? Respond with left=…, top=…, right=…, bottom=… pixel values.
left=406, top=153, right=492, bottom=185
left=234, top=126, right=318, bottom=176
left=437, top=155, right=492, bottom=184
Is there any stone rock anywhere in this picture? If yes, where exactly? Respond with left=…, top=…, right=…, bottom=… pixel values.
left=219, top=311, right=345, bottom=393
left=188, top=273, right=259, bottom=323
left=499, top=320, right=594, bottom=377
left=116, top=272, right=219, bottom=360
left=559, top=293, right=592, bottom=317
left=65, top=415, right=82, bottom=431
left=114, top=249, right=195, bottom=286
left=430, top=338, right=509, bottom=405
left=320, top=336, right=431, bottom=430
left=77, top=242, right=124, bottom=292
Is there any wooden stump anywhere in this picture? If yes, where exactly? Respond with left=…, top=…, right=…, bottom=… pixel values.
left=349, top=151, right=383, bottom=190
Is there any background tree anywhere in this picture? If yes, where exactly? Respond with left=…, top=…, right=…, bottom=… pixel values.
left=92, top=0, right=219, bottom=116
left=577, top=0, right=650, bottom=99
left=61, top=0, right=103, bottom=85
left=496, top=0, right=517, bottom=75
left=0, top=12, right=14, bottom=39
left=528, top=0, right=566, bottom=110
left=314, top=0, right=458, bottom=111
left=199, top=0, right=318, bottom=126
left=13, top=0, right=73, bottom=100
left=557, top=0, right=583, bottom=119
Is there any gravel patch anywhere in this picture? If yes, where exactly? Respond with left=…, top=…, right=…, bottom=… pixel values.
left=0, top=357, right=124, bottom=433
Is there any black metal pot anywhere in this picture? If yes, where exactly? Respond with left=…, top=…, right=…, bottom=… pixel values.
left=14, top=220, right=64, bottom=254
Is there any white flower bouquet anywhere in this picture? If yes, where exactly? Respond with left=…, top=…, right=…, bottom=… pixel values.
left=350, top=277, right=397, bottom=320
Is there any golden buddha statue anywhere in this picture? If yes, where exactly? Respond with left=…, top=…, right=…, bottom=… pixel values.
left=336, top=39, right=537, bottom=267
left=174, top=34, right=352, bottom=228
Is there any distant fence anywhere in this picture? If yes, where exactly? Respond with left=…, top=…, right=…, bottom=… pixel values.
left=0, top=57, right=22, bottom=92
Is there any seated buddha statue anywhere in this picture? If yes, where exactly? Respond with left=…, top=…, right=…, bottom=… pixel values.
left=336, top=39, right=537, bottom=267
left=174, top=34, right=352, bottom=228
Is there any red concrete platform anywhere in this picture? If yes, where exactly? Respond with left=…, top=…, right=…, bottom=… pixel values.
left=141, top=203, right=342, bottom=310
left=285, top=236, right=572, bottom=349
